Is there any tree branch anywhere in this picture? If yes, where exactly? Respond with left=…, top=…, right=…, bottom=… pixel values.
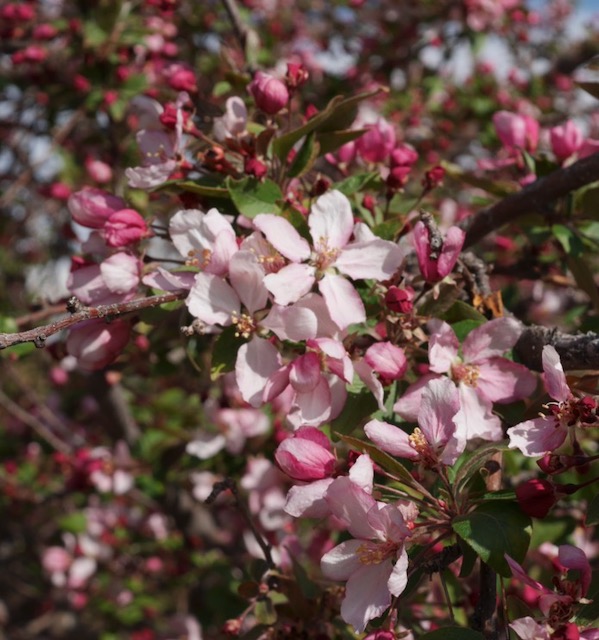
left=0, top=292, right=187, bottom=351
left=461, top=152, right=599, bottom=248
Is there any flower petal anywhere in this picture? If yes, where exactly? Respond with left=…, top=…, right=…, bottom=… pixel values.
left=309, top=190, right=354, bottom=250
left=507, top=417, right=568, bottom=457
left=186, top=273, right=239, bottom=325
left=263, top=263, right=316, bottom=306
left=335, top=239, right=402, bottom=280
left=319, top=273, right=365, bottom=331
left=235, top=337, right=281, bottom=407
left=463, top=317, right=523, bottom=362
left=253, top=214, right=311, bottom=262
left=542, top=345, right=571, bottom=403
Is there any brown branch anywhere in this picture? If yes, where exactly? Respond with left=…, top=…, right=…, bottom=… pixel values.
left=0, top=292, right=187, bottom=351
left=460, top=151, right=599, bottom=248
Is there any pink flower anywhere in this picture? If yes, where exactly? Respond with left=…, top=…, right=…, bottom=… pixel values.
left=275, top=426, right=336, bottom=481
left=66, top=319, right=131, bottom=371
left=212, top=96, right=247, bottom=141
left=493, top=111, right=540, bottom=152
left=364, top=342, right=407, bottom=383
left=507, top=346, right=598, bottom=457
left=550, top=120, right=584, bottom=162
left=396, top=318, right=536, bottom=442
left=413, top=220, right=465, bottom=283
left=320, top=477, right=415, bottom=632
left=254, top=190, right=402, bottom=330
left=366, top=377, right=464, bottom=466
left=104, top=209, right=149, bottom=247
left=85, top=158, right=113, bottom=184
left=68, top=188, right=127, bottom=229
left=355, top=118, right=397, bottom=163
left=248, top=71, right=289, bottom=115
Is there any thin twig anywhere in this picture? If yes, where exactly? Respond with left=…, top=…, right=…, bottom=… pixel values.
left=460, top=151, right=599, bottom=248
left=0, top=291, right=187, bottom=350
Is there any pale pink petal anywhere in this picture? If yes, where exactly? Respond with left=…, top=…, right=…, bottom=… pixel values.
left=354, top=359, right=386, bottom=411
left=319, top=273, right=366, bottom=331
left=235, top=337, right=281, bottom=407
left=210, top=228, right=239, bottom=276
left=320, top=539, right=365, bottom=581
left=454, top=384, right=503, bottom=442
left=263, top=263, right=316, bottom=305
left=142, top=267, right=196, bottom=291
left=558, top=545, right=591, bottom=595
left=393, top=373, right=442, bottom=421
left=364, top=342, right=407, bottom=380
left=364, top=419, right=416, bottom=459
left=387, top=547, right=409, bottom=597
left=169, top=208, right=234, bottom=256
left=100, top=253, right=140, bottom=294
left=229, top=251, right=268, bottom=313
left=261, top=304, right=318, bottom=341
left=326, top=477, right=378, bottom=539
left=505, top=554, right=547, bottom=592
left=509, top=617, right=551, bottom=640
left=292, top=376, right=333, bottom=426
left=463, top=317, right=523, bottom=362
left=186, top=273, right=239, bottom=325
left=334, top=239, right=403, bottom=280
left=289, top=353, right=322, bottom=393
left=292, top=293, right=342, bottom=338
left=263, top=365, right=290, bottom=403
left=341, top=562, right=394, bottom=633
left=309, top=190, right=354, bottom=250
left=348, top=454, right=374, bottom=494
left=419, top=378, right=461, bottom=451
left=542, top=345, right=571, bottom=403
left=186, top=432, right=227, bottom=459
left=427, top=319, right=459, bottom=373
left=328, top=374, right=348, bottom=420
left=476, top=359, right=537, bottom=403
left=253, top=214, right=311, bottom=262
left=68, top=557, right=97, bottom=589
left=126, top=160, right=176, bottom=189
left=507, top=416, right=568, bottom=457
left=284, top=478, right=334, bottom=518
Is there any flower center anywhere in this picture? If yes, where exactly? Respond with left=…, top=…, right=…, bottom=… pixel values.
left=254, top=248, right=286, bottom=274
left=186, top=248, right=212, bottom=269
left=408, top=428, right=437, bottom=466
left=356, top=540, right=397, bottom=566
left=231, top=312, right=256, bottom=339
left=313, top=238, right=340, bottom=272
left=451, top=362, right=480, bottom=387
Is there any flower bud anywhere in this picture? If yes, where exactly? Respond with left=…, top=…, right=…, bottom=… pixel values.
left=67, top=320, right=131, bottom=371
left=68, top=187, right=127, bottom=229
left=515, top=478, right=556, bottom=518
left=390, top=143, right=418, bottom=167
left=385, top=286, right=414, bottom=313
left=85, top=158, right=113, bottom=184
left=492, top=111, right=539, bottom=152
left=286, top=62, right=309, bottom=91
left=550, top=120, right=583, bottom=161
left=104, top=209, right=149, bottom=247
left=248, top=71, right=289, bottom=115
left=355, top=118, right=396, bottom=163
left=275, top=427, right=335, bottom=481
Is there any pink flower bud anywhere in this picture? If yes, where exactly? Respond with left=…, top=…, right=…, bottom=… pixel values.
left=390, top=143, right=418, bottom=167
left=47, top=182, right=72, bottom=200
left=385, top=286, right=414, bottom=313
left=550, top=120, right=583, bottom=162
left=248, top=71, right=289, bottom=115
left=244, top=156, right=268, bottom=179
left=286, top=63, right=309, bottom=91
left=85, top=158, right=113, bottom=184
left=104, top=209, right=149, bottom=247
left=275, top=427, right=336, bottom=481
left=355, top=118, right=396, bottom=163
left=166, top=64, right=197, bottom=92
left=413, top=220, right=465, bottom=283
left=386, top=165, right=411, bottom=190
left=68, top=188, right=127, bottom=229
left=422, top=165, right=445, bottom=192
left=492, top=110, right=539, bottom=152
left=364, top=342, right=408, bottom=382
left=42, top=547, right=72, bottom=573
left=66, top=320, right=131, bottom=371
left=515, top=478, right=556, bottom=518
left=33, top=24, right=58, bottom=39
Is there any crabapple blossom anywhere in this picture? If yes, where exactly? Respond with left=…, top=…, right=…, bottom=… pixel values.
left=508, top=345, right=599, bottom=457
left=66, top=320, right=131, bottom=371
left=396, top=317, right=536, bottom=441
left=275, top=426, right=336, bottom=481
left=68, top=187, right=127, bottom=229
left=355, top=117, right=397, bottom=163
left=550, top=120, right=584, bottom=162
left=212, top=96, right=247, bottom=141
left=493, top=110, right=540, bottom=152
left=412, top=218, right=465, bottom=283
left=320, top=476, right=416, bottom=632
left=104, top=209, right=149, bottom=247
left=248, top=71, right=289, bottom=114
left=366, top=377, right=464, bottom=466
left=254, top=189, right=402, bottom=330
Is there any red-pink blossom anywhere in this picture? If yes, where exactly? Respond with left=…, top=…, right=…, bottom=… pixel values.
left=275, top=427, right=336, bottom=481
left=68, top=188, right=127, bottom=229
left=550, top=120, right=584, bottom=162
left=104, top=209, right=149, bottom=247
left=413, top=220, right=465, bottom=283
left=355, top=118, right=396, bottom=163
left=66, top=320, right=131, bottom=371
left=493, top=110, right=539, bottom=152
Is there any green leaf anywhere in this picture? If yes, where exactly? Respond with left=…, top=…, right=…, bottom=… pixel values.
left=441, top=300, right=487, bottom=323
left=418, top=283, right=462, bottom=318
left=451, top=442, right=508, bottom=494
left=372, top=218, right=403, bottom=241
left=59, top=512, right=87, bottom=534
left=553, top=224, right=584, bottom=257
left=254, top=597, right=277, bottom=625
left=226, top=176, right=282, bottom=218
left=567, top=255, right=599, bottom=314
left=334, top=171, right=379, bottom=196
left=452, top=502, right=532, bottom=576
left=451, top=319, right=485, bottom=342
left=419, top=628, right=485, bottom=640
left=315, top=128, right=367, bottom=155
left=329, top=390, right=379, bottom=436
left=83, top=21, right=108, bottom=47
left=586, top=493, right=599, bottom=526
left=272, top=87, right=384, bottom=161
left=288, top=132, right=320, bottom=178
left=155, top=180, right=229, bottom=198
left=211, top=325, right=245, bottom=380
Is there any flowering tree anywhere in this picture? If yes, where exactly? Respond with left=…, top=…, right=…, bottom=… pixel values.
left=2, top=0, right=599, bottom=638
